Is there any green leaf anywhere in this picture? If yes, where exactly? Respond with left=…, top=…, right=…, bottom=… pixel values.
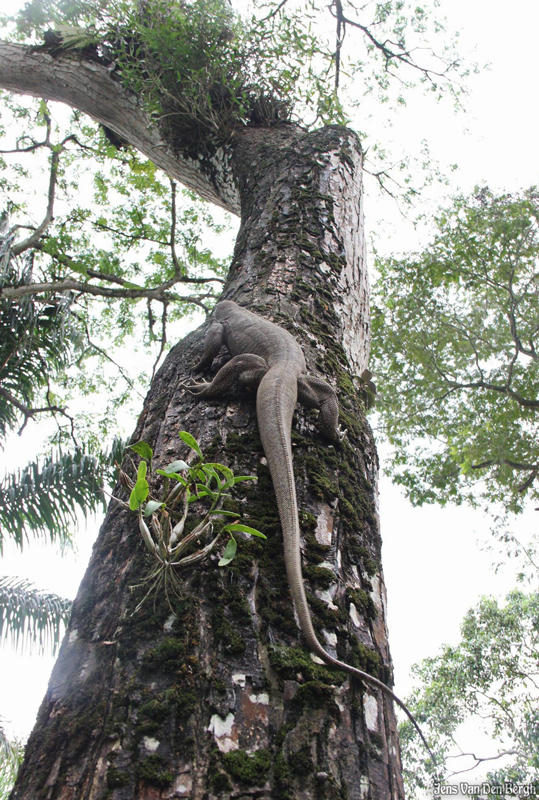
left=155, top=469, right=187, bottom=485
left=195, top=483, right=215, bottom=499
left=178, top=430, right=202, bottom=459
left=205, top=462, right=234, bottom=485
left=144, top=500, right=163, bottom=516
left=231, top=475, right=258, bottom=485
left=209, top=510, right=240, bottom=517
left=218, top=536, right=237, bottom=566
left=128, top=441, right=154, bottom=462
left=137, top=460, right=147, bottom=480
left=0, top=444, right=121, bottom=551
left=162, top=459, right=189, bottom=474
left=129, top=475, right=149, bottom=510
left=222, top=523, right=266, bottom=539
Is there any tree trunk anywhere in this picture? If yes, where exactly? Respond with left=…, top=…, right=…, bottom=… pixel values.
left=3, top=50, right=405, bottom=799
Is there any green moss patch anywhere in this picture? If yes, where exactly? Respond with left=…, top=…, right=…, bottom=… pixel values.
left=106, top=765, right=129, bottom=789
left=136, top=754, right=173, bottom=787
left=222, top=748, right=271, bottom=785
left=292, top=680, right=337, bottom=711
left=304, top=564, right=336, bottom=589
left=346, top=587, right=376, bottom=620
left=141, top=637, right=186, bottom=674
left=269, top=645, right=345, bottom=685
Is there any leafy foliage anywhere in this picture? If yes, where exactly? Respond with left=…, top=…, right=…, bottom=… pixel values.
left=0, top=94, right=230, bottom=545
left=0, top=576, right=72, bottom=654
left=6, top=0, right=471, bottom=198
left=0, top=727, right=24, bottom=800
left=372, top=187, right=539, bottom=515
left=0, top=441, right=123, bottom=551
left=108, top=0, right=294, bottom=158
left=0, top=220, right=82, bottom=439
left=119, top=431, right=265, bottom=607
left=400, top=589, right=539, bottom=795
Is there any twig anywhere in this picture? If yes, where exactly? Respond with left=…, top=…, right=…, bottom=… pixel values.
left=12, top=148, right=60, bottom=256
left=329, top=2, right=458, bottom=85
left=170, top=179, right=183, bottom=278
left=73, top=311, right=144, bottom=399
left=446, top=748, right=518, bottom=779
left=151, top=299, right=169, bottom=381
left=259, top=0, right=289, bottom=22
left=0, top=386, right=67, bottom=429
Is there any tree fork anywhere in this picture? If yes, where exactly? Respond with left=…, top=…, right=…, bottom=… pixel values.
left=9, top=119, right=405, bottom=798
left=0, top=41, right=239, bottom=212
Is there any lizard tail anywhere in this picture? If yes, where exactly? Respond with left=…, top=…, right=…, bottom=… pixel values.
left=256, top=365, right=436, bottom=767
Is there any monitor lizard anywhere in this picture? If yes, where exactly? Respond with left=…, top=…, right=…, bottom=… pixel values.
left=188, top=299, right=434, bottom=761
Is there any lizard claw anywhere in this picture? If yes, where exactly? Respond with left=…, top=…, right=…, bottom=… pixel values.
left=179, top=380, right=210, bottom=395
left=337, top=425, right=347, bottom=441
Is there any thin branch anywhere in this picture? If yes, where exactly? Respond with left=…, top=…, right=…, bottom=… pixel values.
left=0, top=386, right=62, bottom=418
left=332, top=0, right=346, bottom=91
left=0, top=138, right=48, bottom=154
left=170, top=179, right=182, bottom=278
left=0, top=385, right=71, bottom=437
left=12, top=148, right=59, bottom=256
left=453, top=378, right=539, bottom=409
left=424, top=346, right=539, bottom=410
left=151, top=300, right=169, bottom=382
left=72, top=312, right=144, bottom=399
left=46, top=250, right=220, bottom=288
left=92, top=219, right=165, bottom=247
left=8, top=124, right=84, bottom=256
left=258, top=0, right=289, bottom=22
left=328, top=3, right=457, bottom=84
left=471, top=459, right=539, bottom=472
left=36, top=350, right=79, bottom=447
left=50, top=241, right=223, bottom=287
left=0, top=278, right=216, bottom=309
left=446, top=748, right=518, bottom=779
left=85, top=267, right=140, bottom=288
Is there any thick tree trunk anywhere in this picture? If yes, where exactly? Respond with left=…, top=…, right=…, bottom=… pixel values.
left=2, top=49, right=405, bottom=799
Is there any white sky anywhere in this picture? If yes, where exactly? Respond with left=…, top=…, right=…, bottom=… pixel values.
left=1, top=0, right=538, bottom=787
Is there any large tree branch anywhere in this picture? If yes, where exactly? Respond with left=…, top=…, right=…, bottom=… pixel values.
left=0, top=41, right=240, bottom=215
left=0, top=278, right=215, bottom=311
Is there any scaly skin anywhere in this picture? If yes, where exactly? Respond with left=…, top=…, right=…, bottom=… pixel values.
left=189, top=300, right=435, bottom=763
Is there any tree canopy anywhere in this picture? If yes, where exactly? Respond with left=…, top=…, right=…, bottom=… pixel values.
left=372, top=186, right=539, bottom=517
left=400, top=588, right=539, bottom=796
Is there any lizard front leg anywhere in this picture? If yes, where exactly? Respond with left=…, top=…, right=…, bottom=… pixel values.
left=194, top=322, right=225, bottom=371
left=189, top=353, right=269, bottom=397
left=298, top=374, right=340, bottom=440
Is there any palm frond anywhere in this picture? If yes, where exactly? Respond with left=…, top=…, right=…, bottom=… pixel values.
left=0, top=576, right=72, bottom=654
left=0, top=440, right=124, bottom=550
left=0, top=721, right=24, bottom=800
left=0, top=216, right=82, bottom=441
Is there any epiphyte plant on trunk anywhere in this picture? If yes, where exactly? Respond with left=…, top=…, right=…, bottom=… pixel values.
left=117, top=429, right=266, bottom=607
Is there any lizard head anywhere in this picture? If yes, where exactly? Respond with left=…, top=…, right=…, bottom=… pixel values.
left=213, top=299, right=240, bottom=320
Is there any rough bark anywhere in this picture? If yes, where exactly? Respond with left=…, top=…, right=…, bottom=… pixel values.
left=2, top=46, right=404, bottom=800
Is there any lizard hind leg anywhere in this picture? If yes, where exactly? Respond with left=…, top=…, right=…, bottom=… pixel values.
left=189, top=353, right=268, bottom=398
left=298, top=374, right=340, bottom=440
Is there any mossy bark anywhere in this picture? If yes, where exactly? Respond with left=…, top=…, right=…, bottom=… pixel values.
left=11, top=124, right=404, bottom=800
